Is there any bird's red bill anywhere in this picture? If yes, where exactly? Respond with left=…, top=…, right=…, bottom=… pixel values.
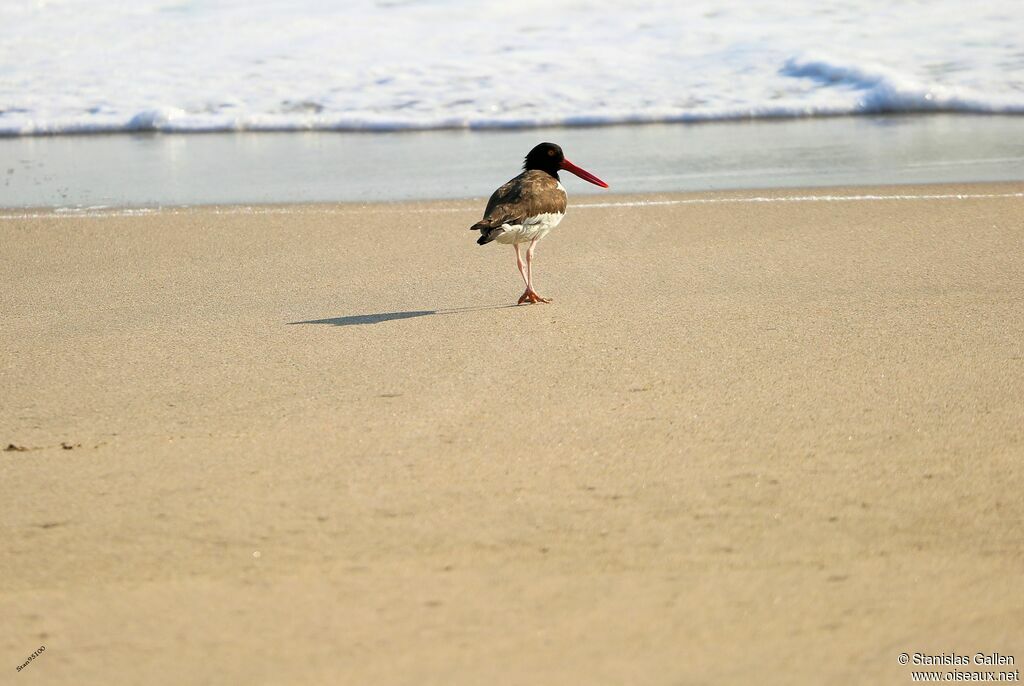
left=559, top=158, right=609, bottom=188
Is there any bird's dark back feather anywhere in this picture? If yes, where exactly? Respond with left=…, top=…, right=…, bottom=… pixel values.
left=469, top=170, right=567, bottom=245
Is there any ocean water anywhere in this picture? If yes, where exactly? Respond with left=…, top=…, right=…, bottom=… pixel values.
left=1, top=0, right=1023, bottom=136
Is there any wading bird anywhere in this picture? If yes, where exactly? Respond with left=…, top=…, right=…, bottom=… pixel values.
left=471, top=142, right=608, bottom=304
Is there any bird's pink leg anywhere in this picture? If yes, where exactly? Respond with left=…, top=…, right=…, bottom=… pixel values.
left=524, top=239, right=551, bottom=303
left=515, top=244, right=532, bottom=305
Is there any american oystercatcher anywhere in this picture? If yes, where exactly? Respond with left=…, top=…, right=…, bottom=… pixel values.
left=471, top=142, right=608, bottom=304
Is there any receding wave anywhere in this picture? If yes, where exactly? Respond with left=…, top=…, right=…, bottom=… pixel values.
left=4, top=69, right=1023, bottom=138
left=781, top=56, right=1024, bottom=116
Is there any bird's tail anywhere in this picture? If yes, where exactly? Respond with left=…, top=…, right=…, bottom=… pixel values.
left=471, top=220, right=503, bottom=245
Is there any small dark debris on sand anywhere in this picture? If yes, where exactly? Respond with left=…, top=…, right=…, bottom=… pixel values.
left=5, top=443, right=29, bottom=452
left=36, top=521, right=68, bottom=529
left=61, top=442, right=81, bottom=450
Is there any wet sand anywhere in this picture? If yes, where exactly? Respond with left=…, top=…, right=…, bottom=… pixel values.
left=1, top=183, right=1022, bottom=684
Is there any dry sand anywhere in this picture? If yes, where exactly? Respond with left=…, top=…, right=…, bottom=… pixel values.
left=1, top=183, right=1022, bottom=684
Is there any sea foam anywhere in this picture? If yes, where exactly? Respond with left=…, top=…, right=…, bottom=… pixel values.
left=782, top=56, right=1024, bottom=115
left=1, top=1, right=1022, bottom=136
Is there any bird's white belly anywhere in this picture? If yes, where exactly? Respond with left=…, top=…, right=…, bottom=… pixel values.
left=495, top=212, right=564, bottom=244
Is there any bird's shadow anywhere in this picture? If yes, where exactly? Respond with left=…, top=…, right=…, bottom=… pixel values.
left=288, top=304, right=517, bottom=327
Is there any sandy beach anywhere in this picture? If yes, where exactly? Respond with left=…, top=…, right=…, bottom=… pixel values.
left=2, top=183, right=1022, bottom=684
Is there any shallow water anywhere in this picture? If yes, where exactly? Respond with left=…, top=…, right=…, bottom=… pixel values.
left=2, top=115, right=1023, bottom=209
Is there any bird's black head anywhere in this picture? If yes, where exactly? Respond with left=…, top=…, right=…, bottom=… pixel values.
left=523, top=142, right=565, bottom=177
left=522, top=142, right=609, bottom=188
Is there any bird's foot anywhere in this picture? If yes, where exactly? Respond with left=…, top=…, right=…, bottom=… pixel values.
left=517, top=289, right=552, bottom=305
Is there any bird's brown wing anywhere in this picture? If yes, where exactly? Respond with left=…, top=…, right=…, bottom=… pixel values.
left=472, top=170, right=567, bottom=232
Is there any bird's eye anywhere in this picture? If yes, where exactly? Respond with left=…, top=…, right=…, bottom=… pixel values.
left=548, top=149, right=555, bottom=156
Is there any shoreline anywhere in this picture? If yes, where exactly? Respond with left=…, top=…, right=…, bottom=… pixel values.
left=3, top=183, right=1022, bottom=684
left=3, top=178, right=1023, bottom=217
